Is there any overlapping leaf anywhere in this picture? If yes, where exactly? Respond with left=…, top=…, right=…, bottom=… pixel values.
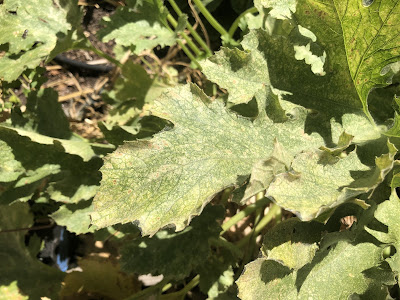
left=366, top=191, right=400, bottom=276
left=2, top=88, right=98, bottom=161
left=51, top=201, right=97, bottom=234
left=266, top=150, right=369, bottom=221
left=120, top=205, right=223, bottom=280
left=92, top=84, right=323, bottom=235
left=0, top=129, right=101, bottom=205
left=256, top=0, right=400, bottom=122
left=237, top=218, right=385, bottom=299
left=0, top=0, right=81, bottom=81
left=60, top=256, right=141, bottom=299
left=0, top=202, right=64, bottom=299
left=98, top=0, right=176, bottom=54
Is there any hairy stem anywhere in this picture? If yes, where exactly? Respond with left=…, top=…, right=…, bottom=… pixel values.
left=228, top=6, right=258, bottom=38
left=236, top=204, right=281, bottom=249
left=167, top=0, right=212, bottom=56
left=167, top=14, right=203, bottom=57
left=161, top=275, right=200, bottom=299
left=221, top=197, right=270, bottom=235
left=191, top=0, right=230, bottom=40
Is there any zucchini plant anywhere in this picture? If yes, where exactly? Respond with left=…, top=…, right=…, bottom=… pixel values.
left=1, top=0, right=400, bottom=299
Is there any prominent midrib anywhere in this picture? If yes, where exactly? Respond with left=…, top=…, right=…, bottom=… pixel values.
left=353, top=1, right=400, bottom=80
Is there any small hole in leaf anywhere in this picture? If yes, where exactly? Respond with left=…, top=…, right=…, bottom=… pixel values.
left=362, top=0, right=373, bottom=7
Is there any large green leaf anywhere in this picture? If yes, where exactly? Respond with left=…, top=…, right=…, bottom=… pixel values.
left=98, top=0, right=176, bottom=54
left=256, top=0, right=400, bottom=122
left=0, top=0, right=80, bottom=81
left=0, top=202, right=64, bottom=299
left=91, top=84, right=323, bottom=235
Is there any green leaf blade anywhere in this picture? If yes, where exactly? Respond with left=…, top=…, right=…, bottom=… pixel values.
left=92, top=84, right=323, bottom=235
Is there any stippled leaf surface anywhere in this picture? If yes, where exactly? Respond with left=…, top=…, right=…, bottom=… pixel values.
left=200, top=47, right=270, bottom=105
left=92, top=84, right=323, bottom=235
left=238, top=224, right=384, bottom=299
left=98, top=0, right=176, bottom=54
left=0, top=0, right=80, bottom=81
left=262, top=218, right=324, bottom=270
left=266, top=150, right=370, bottom=221
left=296, top=241, right=383, bottom=299
left=236, top=259, right=298, bottom=300
left=0, top=202, right=64, bottom=299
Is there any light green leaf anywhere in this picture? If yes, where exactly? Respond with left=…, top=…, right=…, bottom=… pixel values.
left=120, top=205, right=223, bottom=280
left=0, top=202, right=64, bottom=299
left=0, top=130, right=101, bottom=205
left=1, top=88, right=97, bottom=161
left=238, top=239, right=384, bottom=299
left=240, top=139, right=291, bottom=203
left=0, top=281, right=28, bottom=300
left=51, top=201, right=97, bottom=234
left=102, top=61, right=170, bottom=126
left=297, top=241, right=383, bottom=299
left=0, top=0, right=77, bottom=81
left=236, top=259, right=298, bottom=300
left=262, top=218, right=324, bottom=270
left=98, top=0, right=176, bottom=54
left=332, top=0, right=400, bottom=118
left=200, top=43, right=286, bottom=121
left=92, top=84, right=323, bottom=235
left=365, top=191, right=400, bottom=276
left=255, top=0, right=297, bottom=20
left=0, top=140, right=24, bottom=182
left=266, top=150, right=370, bottom=221
left=11, top=88, right=71, bottom=139
left=0, top=126, right=96, bottom=161
left=200, top=48, right=269, bottom=105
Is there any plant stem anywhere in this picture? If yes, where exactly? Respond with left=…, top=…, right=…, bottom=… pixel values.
left=161, top=283, right=172, bottom=293
left=221, top=197, right=269, bottom=234
left=177, top=40, right=201, bottom=69
left=167, top=0, right=212, bottom=56
left=124, top=279, right=168, bottom=300
left=236, top=204, right=281, bottom=248
left=167, top=14, right=203, bottom=57
left=191, top=0, right=230, bottom=40
left=228, top=6, right=258, bottom=38
left=161, top=275, right=200, bottom=299
left=87, top=45, right=123, bottom=68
